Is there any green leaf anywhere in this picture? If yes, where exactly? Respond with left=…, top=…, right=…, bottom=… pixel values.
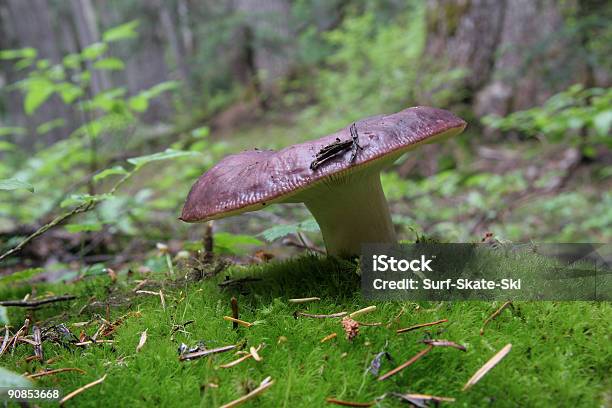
left=93, top=57, right=125, bottom=70
left=0, top=367, right=33, bottom=390
left=214, top=232, right=263, bottom=255
left=81, top=42, right=108, bottom=60
left=0, top=141, right=16, bottom=151
left=36, top=118, right=66, bottom=135
left=259, top=218, right=320, bottom=242
left=0, top=267, right=44, bottom=284
left=191, top=126, right=210, bottom=139
left=94, top=165, right=128, bottom=182
left=0, top=178, right=34, bottom=192
left=0, top=47, right=36, bottom=60
left=63, top=53, right=81, bottom=69
left=60, top=193, right=111, bottom=208
left=593, top=111, right=612, bottom=136
left=103, top=20, right=139, bottom=42
left=127, top=149, right=199, bottom=169
left=56, top=82, right=84, bottom=103
left=24, top=78, right=55, bottom=115
left=0, top=127, right=26, bottom=137
left=128, top=95, right=148, bottom=112
left=65, top=222, right=103, bottom=233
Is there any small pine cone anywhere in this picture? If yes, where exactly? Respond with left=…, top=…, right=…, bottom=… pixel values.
left=342, top=317, right=359, bottom=341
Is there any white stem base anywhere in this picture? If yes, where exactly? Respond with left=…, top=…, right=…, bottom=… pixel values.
left=303, top=173, right=396, bottom=257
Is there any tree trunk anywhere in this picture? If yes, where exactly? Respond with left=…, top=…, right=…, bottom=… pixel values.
left=425, top=0, right=593, bottom=119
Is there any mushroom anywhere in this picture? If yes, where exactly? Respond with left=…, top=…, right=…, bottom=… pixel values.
left=180, top=106, right=466, bottom=257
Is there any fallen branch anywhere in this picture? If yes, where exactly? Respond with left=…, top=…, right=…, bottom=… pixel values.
left=59, top=374, right=107, bottom=406
left=396, top=319, right=448, bottom=334
left=325, top=398, right=374, bottom=407
left=377, top=345, right=433, bottom=381
left=463, top=343, right=512, bottom=391
left=27, top=367, right=86, bottom=379
left=231, top=297, right=239, bottom=329
left=0, top=295, right=76, bottom=308
left=294, top=311, right=347, bottom=319
left=480, top=301, right=513, bottom=335
left=179, top=344, right=236, bottom=361
left=219, top=376, right=274, bottom=408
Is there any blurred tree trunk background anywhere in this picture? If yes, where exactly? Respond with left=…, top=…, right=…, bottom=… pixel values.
left=0, top=0, right=609, bottom=149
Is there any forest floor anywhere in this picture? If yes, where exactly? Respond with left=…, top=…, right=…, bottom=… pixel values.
left=1, top=255, right=610, bottom=407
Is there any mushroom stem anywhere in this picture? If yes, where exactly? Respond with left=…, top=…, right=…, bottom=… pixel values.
left=304, top=172, right=396, bottom=256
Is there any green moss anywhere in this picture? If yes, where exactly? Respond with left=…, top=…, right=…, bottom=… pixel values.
left=1, top=256, right=610, bottom=407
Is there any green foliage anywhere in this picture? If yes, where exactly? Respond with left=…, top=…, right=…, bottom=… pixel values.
left=0, top=367, right=32, bottom=390
left=0, top=178, right=34, bottom=192
left=213, top=232, right=264, bottom=255
left=0, top=267, right=44, bottom=285
left=483, top=85, right=612, bottom=155
left=259, top=218, right=320, bottom=242
left=102, top=20, right=140, bottom=42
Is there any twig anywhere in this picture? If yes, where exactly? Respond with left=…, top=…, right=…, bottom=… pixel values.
left=74, top=340, right=114, bottom=346
left=377, top=345, right=433, bottom=381
left=353, top=321, right=383, bottom=327
left=0, top=326, right=9, bottom=356
left=159, top=290, right=166, bottom=310
left=223, top=316, right=252, bottom=328
left=288, top=297, right=321, bottom=304
left=219, top=345, right=262, bottom=368
left=480, top=301, right=513, bottom=335
left=0, top=295, right=76, bottom=308
left=59, top=374, right=107, bottom=406
left=326, top=398, right=374, bottom=407
left=1, top=169, right=135, bottom=262
left=422, top=339, right=467, bottom=352
left=396, top=319, right=448, bottom=334
left=179, top=344, right=236, bottom=361
left=463, top=343, right=512, bottom=391
left=392, top=393, right=455, bottom=405
left=349, top=306, right=376, bottom=319
left=33, top=325, right=43, bottom=360
left=131, top=280, right=149, bottom=292
left=27, top=367, right=86, bottom=379
left=294, top=311, right=347, bottom=319
left=219, top=377, right=274, bottom=408
left=249, top=346, right=262, bottom=362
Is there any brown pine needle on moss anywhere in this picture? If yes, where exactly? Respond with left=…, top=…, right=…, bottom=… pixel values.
left=219, top=376, right=274, bottom=408
left=179, top=344, right=236, bottom=361
left=393, top=393, right=455, bottom=404
left=377, top=345, right=433, bottom=381
left=396, top=318, right=448, bottom=334
left=348, top=306, right=376, bottom=318
left=288, top=297, right=321, bottom=304
left=320, top=333, right=337, bottom=343
left=294, top=311, right=347, bottom=319
left=422, top=339, right=467, bottom=351
left=480, top=301, right=513, bottom=335
left=27, top=367, right=87, bottom=379
left=136, top=329, right=147, bottom=352
left=463, top=343, right=512, bottom=391
left=249, top=346, right=262, bottom=361
left=59, top=374, right=107, bottom=406
left=223, top=316, right=253, bottom=327
left=325, top=397, right=374, bottom=407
